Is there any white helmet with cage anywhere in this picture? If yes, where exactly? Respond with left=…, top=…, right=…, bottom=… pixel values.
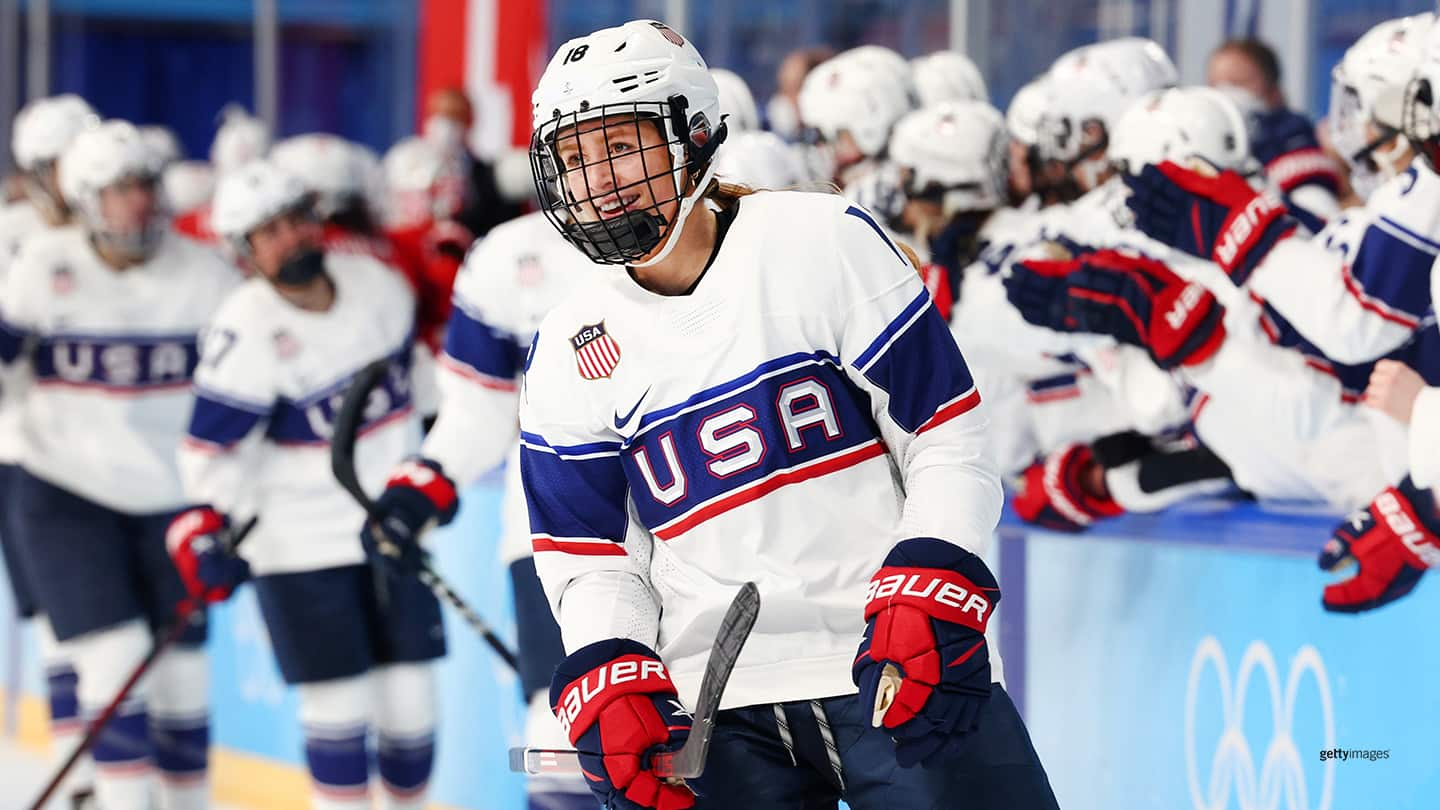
left=12, top=94, right=97, bottom=172
left=713, top=130, right=806, bottom=189
left=530, top=19, right=728, bottom=266
left=889, top=100, right=1009, bottom=215
left=1109, top=86, right=1254, bottom=176
left=1332, top=12, right=1433, bottom=199
left=712, top=68, right=760, bottom=132
left=59, top=120, right=168, bottom=260
left=383, top=135, right=467, bottom=228
left=140, top=125, right=183, bottom=168
left=162, top=160, right=216, bottom=215
left=1006, top=76, right=1050, bottom=146
left=211, top=158, right=313, bottom=255
left=797, top=47, right=915, bottom=159
left=210, top=105, right=272, bottom=175
left=911, top=51, right=988, bottom=107
left=1036, top=38, right=1178, bottom=166
left=11, top=94, right=97, bottom=222
left=270, top=133, right=383, bottom=221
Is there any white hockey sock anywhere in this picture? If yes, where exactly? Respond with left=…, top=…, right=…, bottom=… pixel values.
left=298, top=675, right=373, bottom=810
left=373, top=663, right=436, bottom=810
left=69, top=620, right=154, bottom=810
left=36, top=616, right=93, bottom=797
left=148, top=645, right=210, bottom=810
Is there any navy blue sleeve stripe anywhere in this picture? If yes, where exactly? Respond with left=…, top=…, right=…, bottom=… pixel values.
left=188, top=395, right=266, bottom=448
left=521, top=445, right=629, bottom=541
left=519, top=431, right=622, bottom=458
left=844, top=205, right=906, bottom=264
left=193, top=385, right=272, bottom=415
left=1349, top=221, right=1435, bottom=319
left=443, top=305, right=523, bottom=383
left=0, top=318, right=26, bottom=364
left=852, top=289, right=931, bottom=371
left=861, top=304, right=979, bottom=434
left=1378, top=215, right=1440, bottom=253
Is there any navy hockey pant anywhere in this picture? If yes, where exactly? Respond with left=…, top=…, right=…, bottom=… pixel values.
left=688, top=685, right=1059, bottom=809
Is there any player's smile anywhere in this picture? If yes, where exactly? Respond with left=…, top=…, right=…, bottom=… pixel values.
left=596, top=191, right=642, bottom=219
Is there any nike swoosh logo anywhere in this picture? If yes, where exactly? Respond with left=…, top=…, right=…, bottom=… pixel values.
left=614, top=388, right=650, bottom=430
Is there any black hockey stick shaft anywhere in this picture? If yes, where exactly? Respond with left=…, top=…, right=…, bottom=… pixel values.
left=331, top=359, right=521, bottom=673
left=509, top=581, right=761, bottom=781
left=28, top=517, right=257, bottom=810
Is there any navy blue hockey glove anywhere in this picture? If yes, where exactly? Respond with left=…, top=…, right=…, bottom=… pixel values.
left=362, top=458, right=458, bottom=577
left=1123, top=161, right=1296, bottom=286
left=166, top=507, right=250, bottom=605
left=551, top=639, right=694, bottom=810
left=1062, top=250, right=1227, bottom=370
left=1319, top=476, right=1440, bottom=613
left=854, top=537, right=998, bottom=768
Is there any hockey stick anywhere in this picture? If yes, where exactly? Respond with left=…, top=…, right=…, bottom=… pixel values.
left=509, top=580, right=761, bottom=782
left=330, top=359, right=521, bottom=674
left=27, top=516, right=257, bottom=810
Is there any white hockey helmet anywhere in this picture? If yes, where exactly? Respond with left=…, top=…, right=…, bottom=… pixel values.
left=1036, top=38, right=1179, bottom=165
left=211, top=158, right=313, bottom=254
left=270, top=133, right=381, bottom=221
left=889, top=100, right=1009, bottom=214
left=11, top=94, right=97, bottom=172
left=711, top=68, right=760, bottom=132
left=59, top=120, right=168, bottom=259
left=383, top=135, right=467, bottom=227
left=161, top=160, right=216, bottom=215
left=1109, top=86, right=1254, bottom=175
left=140, top=125, right=183, bottom=168
left=713, top=130, right=806, bottom=189
left=797, top=47, right=915, bottom=159
left=911, top=51, right=989, bottom=107
left=1332, top=13, right=1433, bottom=195
left=210, top=105, right=272, bottom=175
left=1006, top=77, right=1050, bottom=146
left=530, top=19, right=728, bottom=266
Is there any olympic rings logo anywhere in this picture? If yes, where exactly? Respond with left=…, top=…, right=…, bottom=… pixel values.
left=1185, top=636, right=1335, bottom=810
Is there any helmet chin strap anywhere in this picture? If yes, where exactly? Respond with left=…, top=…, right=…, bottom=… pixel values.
left=628, top=159, right=719, bottom=269
left=629, top=105, right=727, bottom=269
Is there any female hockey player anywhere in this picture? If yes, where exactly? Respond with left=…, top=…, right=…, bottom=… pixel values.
left=514, top=19, right=1058, bottom=810
left=168, top=159, right=446, bottom=810
left=1, top=119, right=238, bottom=810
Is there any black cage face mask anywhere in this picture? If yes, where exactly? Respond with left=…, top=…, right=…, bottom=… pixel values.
left=530, top=97, right=725, bottom=265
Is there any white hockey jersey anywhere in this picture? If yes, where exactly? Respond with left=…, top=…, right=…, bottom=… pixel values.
left=178, top=253, right=420, bottom=576
left=520, top=190, right=1003, bottom=711
left=0, top=201, right=48, bottom=465
left=0, top=229, right=238, bottom=512
left=422, top=212, right=598, bottom=565
left=1247, top=162, right=1440, bottom=365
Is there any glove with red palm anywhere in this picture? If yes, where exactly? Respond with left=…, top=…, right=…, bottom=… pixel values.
left=854, top=537, right=998, bottom=768
left=166, top=506, right=250, bottom=605
left=1061, top=249, right=1228, bottom=370
left=1319, top=476, right=1440, bottom=613
left=551, top=639, right=694, bottom=810
left=1123, top=161, right=1296, bottom=286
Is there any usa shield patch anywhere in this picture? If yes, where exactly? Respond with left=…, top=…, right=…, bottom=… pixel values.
left=571, top=322, right=621, bottom=380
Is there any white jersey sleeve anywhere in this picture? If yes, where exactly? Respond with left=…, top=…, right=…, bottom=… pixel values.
left=519, top=307, right=662, bottom=653
left=829, top=203, right=1003, bottom=555
left=421, top=238, right=525, bottom=486
left=178, top=290, right=279, bottom=518
left=1246, top=165, right=1440, bottom=365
